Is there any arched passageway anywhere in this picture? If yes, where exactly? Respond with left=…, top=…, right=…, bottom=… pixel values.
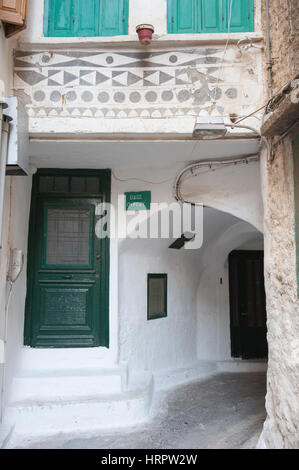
left=118, top=206, right=267, bottom=373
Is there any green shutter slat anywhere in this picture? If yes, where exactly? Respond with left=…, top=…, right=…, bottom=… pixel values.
left=44, top=0, right=128, bottom=38
left=167, top=0, right=254, bottom=34
left=177, top=0, right=197, bottom=34
left=74, top=0, right=99, bottom=37
left=46, top=0, right=74, bottom=37
left=226, top=0, right=254, bottom=33
left=167, top=0, right=197, bottom=33
left=100, top=0, right=128, bottom=37
left=45, top=0, right=74, bottom=37
left=201, top=0, right=222, bottom=33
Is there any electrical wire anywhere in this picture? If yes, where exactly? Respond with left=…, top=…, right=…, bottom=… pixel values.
left=214, top=0, right=234, bottom=98
left=173, top=154, right=260, bottom=203
left=112, top=170, right=174, bottom=185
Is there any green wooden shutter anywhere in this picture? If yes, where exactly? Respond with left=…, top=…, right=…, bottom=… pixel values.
left=200, top=0, right=223, bottom=33
left=225, top=0, right=254, bottom=33
left=44, top=0, right=128, bottom=37
left=167, top=0, right=197, bottom=34
left=45, top=0, right=74, bottom=37
left=74, top=0, right=99, bottom=37
left=99, top=0, right=128, bottom=36
left=167, top=0, right=254, bottom=34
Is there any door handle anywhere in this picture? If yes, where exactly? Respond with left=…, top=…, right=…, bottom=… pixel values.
left=241, top=312, right=248, bottom=316
left=62, top=275, right=73, bottom=280
left=96, top=254, right=101, bottom=261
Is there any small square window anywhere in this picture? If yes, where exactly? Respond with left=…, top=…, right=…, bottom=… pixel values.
left=147, top=274, right=167, bottom=320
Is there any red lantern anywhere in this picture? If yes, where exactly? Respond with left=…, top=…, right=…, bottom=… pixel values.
left=136, top=24, right=154, bottom=46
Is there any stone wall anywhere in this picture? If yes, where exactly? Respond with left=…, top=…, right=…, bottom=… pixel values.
left=262, top=0, right=299, bottom=95
left=258, top=0, right=299, bottom=449
left=259, top=134, right=299, bottom=448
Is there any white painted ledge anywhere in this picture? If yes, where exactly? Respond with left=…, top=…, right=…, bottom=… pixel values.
left=17, top=32, right=264, bottom=51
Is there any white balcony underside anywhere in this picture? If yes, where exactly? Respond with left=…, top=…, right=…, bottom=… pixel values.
left=29, top=138, right=260, bottom=170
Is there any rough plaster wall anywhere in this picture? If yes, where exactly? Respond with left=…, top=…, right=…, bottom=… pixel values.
left=259, top=140, right=299, bottom=448
left=262, top=0, right=299, bottom=94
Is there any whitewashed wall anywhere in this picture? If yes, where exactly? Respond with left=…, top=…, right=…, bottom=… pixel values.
left=13, top=0, right=264, bottom=137
left=0, top=26, right=32, bottom=431
left=113, top=160, right=263, bottom=372
left=19, top=0, right=262, bottom=43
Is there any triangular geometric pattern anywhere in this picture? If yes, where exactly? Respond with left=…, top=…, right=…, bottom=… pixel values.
left=112, top=71, right=128, bottom=87
left=79, top=71, right=97, bottom=86
left=13, top=47, right=244, bottom=120
left=96, top=71, right=110, bottom=85
left=47, top=71, right=64, bottom=86
left=64, top=71, right=78, bottom=85
left=127, top=71, right=143, bottom=86
left=143, top=71, right=160, bottom=87
left=159, top=71, right=175, bottom=85
left=16, top=70, right=47, bottom=86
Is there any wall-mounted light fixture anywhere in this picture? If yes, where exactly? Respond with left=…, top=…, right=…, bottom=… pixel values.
left=169, top=232, right=196, bottom=250
left=193, top=116, right=228, bottom=140
left=136, top=24, right=154, bottom=45
left=193, top=115, right=260, bottom=140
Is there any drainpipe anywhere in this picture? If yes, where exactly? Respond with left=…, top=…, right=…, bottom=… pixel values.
left=0, top=101, right=10, bottom=248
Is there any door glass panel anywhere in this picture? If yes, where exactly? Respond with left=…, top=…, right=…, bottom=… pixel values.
left=39, top=176, right=55, bottom=192
left=53, top=176, right=69, bottom=192
left=71, top=177, right=86, bottom=193
left=46, top=208, right=91, bottom=266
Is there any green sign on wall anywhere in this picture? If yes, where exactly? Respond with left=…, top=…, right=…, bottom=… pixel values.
left=125, top=191, right=151, bottom=211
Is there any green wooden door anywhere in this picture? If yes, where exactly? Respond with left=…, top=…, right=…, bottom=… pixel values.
left=25, top=171, right=110, bottom=348
left=44, top=0, right=128, bottom=37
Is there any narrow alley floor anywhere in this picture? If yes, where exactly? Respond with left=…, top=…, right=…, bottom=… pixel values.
left=14, top=372, right=266, bottom=449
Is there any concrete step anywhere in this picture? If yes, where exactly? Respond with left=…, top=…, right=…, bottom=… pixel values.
left=10, top=369, right=127, bottom=405
left=10, top=347, right=128, bottom=405
left=4, top=373, right=154, bottom=448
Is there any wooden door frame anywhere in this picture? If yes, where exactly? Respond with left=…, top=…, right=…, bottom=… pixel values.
left=24, top=169, right=111, bottom=348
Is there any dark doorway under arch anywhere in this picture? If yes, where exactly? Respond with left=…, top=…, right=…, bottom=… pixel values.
left=229, top=250, right=268, bottom=360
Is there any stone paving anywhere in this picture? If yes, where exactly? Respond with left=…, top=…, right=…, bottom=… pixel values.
left=14, top=372, right=266, bottom=449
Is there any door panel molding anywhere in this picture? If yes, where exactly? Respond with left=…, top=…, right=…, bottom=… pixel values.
left=24, top=169, right=111, bottom=348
